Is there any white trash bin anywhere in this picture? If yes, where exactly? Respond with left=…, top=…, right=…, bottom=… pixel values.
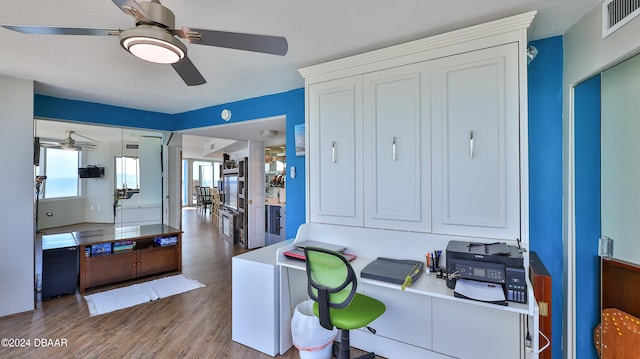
left=291, top=300, right=337, bottom=359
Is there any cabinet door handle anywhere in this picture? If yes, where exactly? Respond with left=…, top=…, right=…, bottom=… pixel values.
left=469, top=130, right=474, bottom=159
left=392, top=136, right=397, bottom=161
left=332, top=141, right=337, bottom=163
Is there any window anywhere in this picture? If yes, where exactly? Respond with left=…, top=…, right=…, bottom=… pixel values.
left=115, top=156, right=140, bottom=190
left=183, top=159, right=221, bottom=206
left=37, top=147, right=81, bottom=199
left=195, top=161, right=214, bottom=188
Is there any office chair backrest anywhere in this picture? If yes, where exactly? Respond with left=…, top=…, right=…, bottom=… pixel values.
left=305, top=247, right=357, bottom=329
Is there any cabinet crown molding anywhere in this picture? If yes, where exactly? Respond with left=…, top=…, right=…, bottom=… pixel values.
left=298, top=11, right=536, bottom=81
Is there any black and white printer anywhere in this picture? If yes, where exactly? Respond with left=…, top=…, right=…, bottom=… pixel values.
left=446, top=240, right=527, bottom=304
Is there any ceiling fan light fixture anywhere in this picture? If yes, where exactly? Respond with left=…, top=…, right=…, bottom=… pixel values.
left=120, top=26, right=186, bottom=64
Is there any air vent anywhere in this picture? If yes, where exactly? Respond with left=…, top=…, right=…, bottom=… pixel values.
left=603, top=0, right=640, bottom=38
left=125, top=144, right=139, bottom=150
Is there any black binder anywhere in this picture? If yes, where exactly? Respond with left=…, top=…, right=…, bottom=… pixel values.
left=361, top=257, right=424, bottom=285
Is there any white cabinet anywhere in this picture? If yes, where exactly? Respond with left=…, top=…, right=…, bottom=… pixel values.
left=306, top=45, right=520, bottom=238
left=308, top=76, right=363, bottom=226
left=363, top=283, right=432, bottom=350
left=302, top=12, right=532, bottom=240
left=431, top=297, right=521, bottom=358
left=431, top=43, right=520, bottom=240
left=231, top=243, right=284, bottom=356
left=363, top=63, right=431, bottom=232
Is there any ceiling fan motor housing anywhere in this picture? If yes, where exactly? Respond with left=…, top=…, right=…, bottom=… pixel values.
left=137, top=0, right=175, bottom=28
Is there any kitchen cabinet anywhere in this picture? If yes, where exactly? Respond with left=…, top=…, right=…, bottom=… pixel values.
left=265, top=204, right=286, bottom=245
left=431, top=43, right=520, bottom=240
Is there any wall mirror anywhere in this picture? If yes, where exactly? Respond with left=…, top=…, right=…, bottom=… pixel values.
left=34, top=119, right=165, bottom=232
left=597, top=51, right=640, bottom=357
left=601, top=52, right=640, bottom=265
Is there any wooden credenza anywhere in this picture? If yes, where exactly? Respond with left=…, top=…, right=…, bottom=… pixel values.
left=76, top=224, right=182, bottom=293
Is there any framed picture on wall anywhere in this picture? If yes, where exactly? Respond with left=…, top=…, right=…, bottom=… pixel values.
left=295, top=124, right=305, bottom=156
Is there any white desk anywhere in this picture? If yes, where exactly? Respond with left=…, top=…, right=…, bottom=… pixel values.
left=232, top=241, right=289, bottom=356
left=274, top=223, right=538, bottom=359
left=278, top=253, right=530, bottom=314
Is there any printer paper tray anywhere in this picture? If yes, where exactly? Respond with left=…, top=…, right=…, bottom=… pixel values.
left=453, top=279, right=508, bottom=306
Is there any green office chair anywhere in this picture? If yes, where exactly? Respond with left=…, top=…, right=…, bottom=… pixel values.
left=304, top=247, right=386, bottom=359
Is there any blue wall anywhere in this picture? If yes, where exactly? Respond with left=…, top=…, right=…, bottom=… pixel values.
left=174, top=88, right=306, bottom=239
left=35, top=94, right=173, bottom=131
left=35, top=88, right=307, bottom=240
left=527, top=36, right=563, bottom=359
left=574, top=74, right=601, bottom=359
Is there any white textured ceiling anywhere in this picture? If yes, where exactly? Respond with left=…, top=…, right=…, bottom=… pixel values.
left=1, top=0, right=600, bottom=115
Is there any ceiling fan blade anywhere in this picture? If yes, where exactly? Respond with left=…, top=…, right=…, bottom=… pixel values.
left=111, top=0, right=153, bottom=23
left=171, top=56, right=206, bottom=86
left=179, top=27, right=288, bottom=56
left=2, top=25, right=118, bottom=36
left=73, top=132, right=100, bottom=143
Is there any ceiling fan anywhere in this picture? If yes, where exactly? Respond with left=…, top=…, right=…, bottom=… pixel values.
left=1, top=0, right=288, bottom=86
left=40, top=130, right=99, bottom=151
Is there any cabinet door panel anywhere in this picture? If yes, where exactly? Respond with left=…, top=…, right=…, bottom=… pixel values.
left=432, top=298, right=521, bottom=358
left=363, top=63, right=430, bottom=231
left=137, top=246, right=179, bottom=277
left=363, top=283, right=432, bottom=350
left=85, top=251, right=136, bottom=288
left=308, top=76, right=363, bottom=226
left=431, top=43, right=519, bottom=239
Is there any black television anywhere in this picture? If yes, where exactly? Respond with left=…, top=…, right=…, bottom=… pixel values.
left=223, top=174, right=238, bottom=210
left=78, top=166, right=104, bottom=178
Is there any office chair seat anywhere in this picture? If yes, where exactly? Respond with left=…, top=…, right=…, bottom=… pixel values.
left=305, top=246, right=386, bottom=359
left=312, top=293, right=385, bottom=330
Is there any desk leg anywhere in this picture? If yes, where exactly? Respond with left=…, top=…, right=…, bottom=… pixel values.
left=279, top=266, right=293, bottom=354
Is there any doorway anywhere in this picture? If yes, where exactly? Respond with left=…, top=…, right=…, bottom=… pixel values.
left=265, top=145, right=286, bottom=245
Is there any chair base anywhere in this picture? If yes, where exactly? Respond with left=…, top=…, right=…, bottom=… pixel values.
left=334, top=329, right=377, bottom=359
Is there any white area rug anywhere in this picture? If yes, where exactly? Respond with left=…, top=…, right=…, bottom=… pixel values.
left=84, top=274, right=205, bottom=317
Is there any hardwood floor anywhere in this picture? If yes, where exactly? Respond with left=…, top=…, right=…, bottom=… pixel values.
left=0, top=209, right=287, bottom=358
left=0, top=208, right=378, bottom=359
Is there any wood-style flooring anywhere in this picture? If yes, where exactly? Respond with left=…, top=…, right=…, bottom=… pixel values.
left=0, top=209, right=278, bottom=358
left=0, top=209, right=376, bottom=359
